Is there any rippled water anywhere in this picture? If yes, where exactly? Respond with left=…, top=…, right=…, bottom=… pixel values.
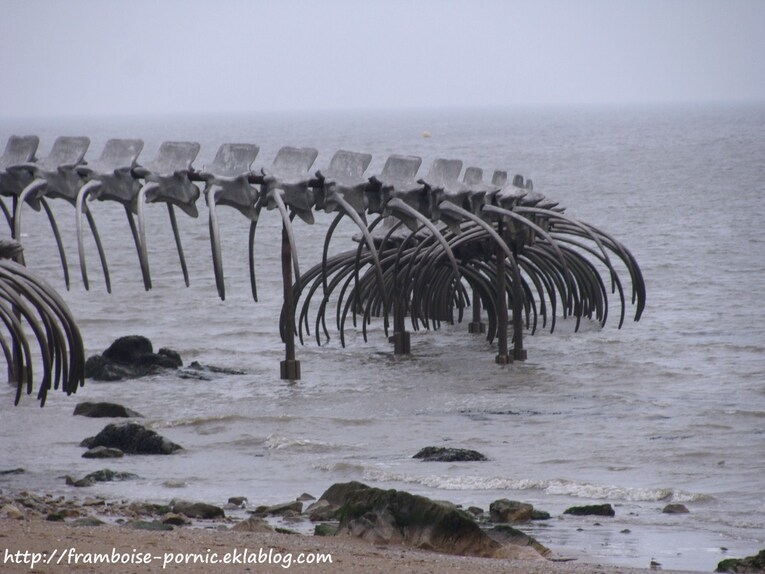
left=1, top=103, right=764, bottom=571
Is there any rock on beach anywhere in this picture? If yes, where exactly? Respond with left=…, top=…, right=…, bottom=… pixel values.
left=320, top=481, right=547, bottom=560
left=717, top=549, right=765, bottom=573
left=171, top=500, right=225, bottom=520
left=489, top=499, right=534, bottom=524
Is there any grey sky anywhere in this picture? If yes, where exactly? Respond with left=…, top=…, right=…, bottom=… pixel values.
left=2, top=0, right=764, bottom=117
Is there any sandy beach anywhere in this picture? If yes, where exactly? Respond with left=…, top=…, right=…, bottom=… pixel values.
left=0, top=514, right=707, bottom=574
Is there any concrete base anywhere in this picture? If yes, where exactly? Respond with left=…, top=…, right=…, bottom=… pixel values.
left=513, top=348, right=528, bottom=361
left=468, top=322, right=486, bottom=334
left=495, top=353, right=513, bottom=365
left=280, top=359, right=301, bottom=381
left=389, top=331, right=411, bottom=355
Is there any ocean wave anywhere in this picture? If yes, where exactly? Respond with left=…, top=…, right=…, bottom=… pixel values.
left=148, top=414, right=252, bottom=429
left=264, top=433, right=349, bottom=453
left=315, top=461, right=367, bottom=474
left=360, top=470, right=712, bottom=503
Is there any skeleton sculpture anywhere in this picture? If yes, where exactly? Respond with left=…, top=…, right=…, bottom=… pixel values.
left=1, top=135, right=645, bottom=394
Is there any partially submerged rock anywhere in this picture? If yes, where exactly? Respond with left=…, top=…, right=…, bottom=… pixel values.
left=82, top=446, right=124, bottom=459
left=662, top=503, right=690, bottom=514
left=84, top=336, right=182, bottom=381
left=81, top=422, right=182, bottom=455
left=178, top=361, right=246, bottom=381
left=66, top=469, right=139, bottom=488
left=227, top=496, right=248, bottom=508
left=413, top=446, right=488, bottom=462
left=74, top=402, right=143, bottom=418
left=563, top=503, right=615, bottom=517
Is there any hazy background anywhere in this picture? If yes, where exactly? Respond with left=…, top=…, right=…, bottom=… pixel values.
left=2, top=0, right=764, bottom=117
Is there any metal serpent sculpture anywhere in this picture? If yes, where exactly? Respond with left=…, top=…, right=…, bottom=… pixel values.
left=1, top=135, right=646, bottom=389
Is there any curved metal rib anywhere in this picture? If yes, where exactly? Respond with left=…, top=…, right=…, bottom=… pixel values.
left=387, top=198, right=464, bottom=311
left=483, top=204, right=574, bottom=311
left=167, top=204, right=189, bottom=287
left=206, top=184, right=226, bottom=300
left=135, top=182, right=155, bottom=291
left=248, top=205, right=264, bottom=302
left=13, top=188, right=69, bottom=290
left=75, top=180, right=111, bottom=292
left=270, top=189, right=301, bottom=284
left=40, top=199, right=70, bottom=290
left=12, top=179, right=47, bottom=239
left=334, top=194, right=389, bottom=325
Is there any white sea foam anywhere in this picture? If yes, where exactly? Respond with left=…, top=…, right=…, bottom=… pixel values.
left=360, top=470, right=711, bottom=503
left=148, top=414, right=252, bottom=428
left=264, top=433, right=348, bottom=453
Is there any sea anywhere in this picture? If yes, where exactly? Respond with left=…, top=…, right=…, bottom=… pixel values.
left=1, top=103, right=763, bottom=571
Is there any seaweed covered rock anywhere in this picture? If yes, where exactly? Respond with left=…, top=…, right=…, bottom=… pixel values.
left=84, top=336, right=182, bottom=381
left=717, top=549, right=765, bottom=573
left=81, top=422, right=182, bottom=455
left=320, top=481, right=370, bottom=507
left=327, top=482, right=507, bottom=558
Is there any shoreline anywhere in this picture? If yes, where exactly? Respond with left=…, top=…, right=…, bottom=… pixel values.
left=0, top=490, right=707, bottom=574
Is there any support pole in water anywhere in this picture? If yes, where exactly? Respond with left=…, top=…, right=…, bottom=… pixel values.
left=280, top=223, right=300, bottom=380
left=495, top=220, right=512, bottom=365
left=468, top=287, right=485, bottom=334
left=391, top=294, right=411, bottom=355
left=391, top=265, right=411, bottom=355
left=511, top=240, right=527, bottom=361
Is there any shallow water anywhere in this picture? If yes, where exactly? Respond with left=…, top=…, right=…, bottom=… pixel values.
left=1, top=103, right=764, bottom=571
